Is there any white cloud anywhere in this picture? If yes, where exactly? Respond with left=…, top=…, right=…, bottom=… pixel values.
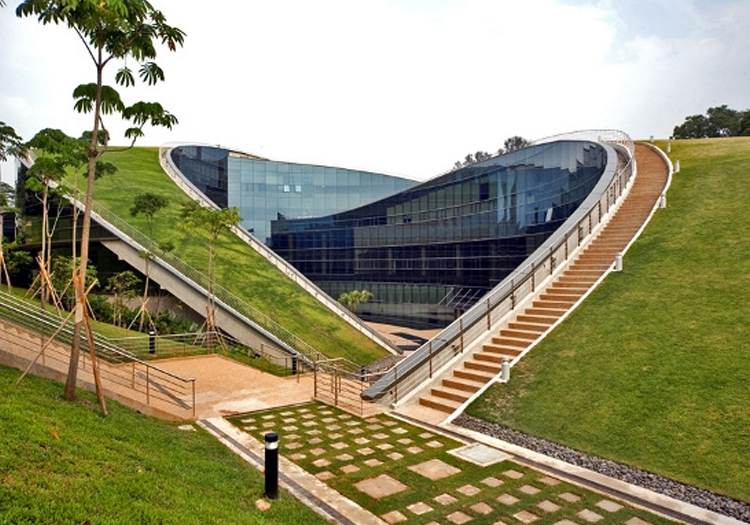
left=1, top=0, right=749, bottom=179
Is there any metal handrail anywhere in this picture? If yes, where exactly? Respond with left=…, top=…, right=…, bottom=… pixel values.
left=158, top=145, right=400, bottom=355
left=0, top=289, right=196, bottom=416
left=55, top=182, right=329, bottom=366
left=362, top=130, right=635, bottom=402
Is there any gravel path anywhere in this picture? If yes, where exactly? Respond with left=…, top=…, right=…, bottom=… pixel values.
left=453, top=414, right=750, bottom=523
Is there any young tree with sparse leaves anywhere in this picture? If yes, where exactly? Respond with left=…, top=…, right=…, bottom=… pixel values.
left=17, top=0, right=185, bottom=405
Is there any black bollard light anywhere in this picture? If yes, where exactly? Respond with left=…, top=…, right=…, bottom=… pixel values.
left=149, top=330, right=156, bottom=354
left=264, top=432, right=279, bottom=499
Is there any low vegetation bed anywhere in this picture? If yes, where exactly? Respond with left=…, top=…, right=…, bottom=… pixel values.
left=465, top=137, right=750, bottom=503
left=0, top=364, right=328, bottom=525
left=229, top=402, right=677, bottom=525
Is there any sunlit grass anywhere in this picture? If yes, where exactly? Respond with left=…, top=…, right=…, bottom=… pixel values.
left=0, top=364, right=329, bottom=525
left=65, top=147, right=387, bottom=365
left=466, top=137, right=750, bottom=502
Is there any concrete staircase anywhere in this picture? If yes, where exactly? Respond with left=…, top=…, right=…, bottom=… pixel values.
left=418, top=143, right=670, bottom=413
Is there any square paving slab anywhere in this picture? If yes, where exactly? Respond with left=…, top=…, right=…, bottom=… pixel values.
left=354, top=474, right=409, bottom=499
left=448, top=442, right=512, bottom=466
left=408, top=458, right=462, bottom=480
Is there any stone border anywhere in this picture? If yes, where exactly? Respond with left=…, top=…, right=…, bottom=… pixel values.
left=453, top=414, right=750, bottom=524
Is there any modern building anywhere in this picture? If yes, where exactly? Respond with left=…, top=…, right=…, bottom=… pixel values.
left=170, top=146, right=417, bottom=244
left=170, top=140, right=613, bottom=328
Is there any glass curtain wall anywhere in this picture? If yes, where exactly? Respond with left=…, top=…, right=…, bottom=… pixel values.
left=271, top=141, right=609, bottom=328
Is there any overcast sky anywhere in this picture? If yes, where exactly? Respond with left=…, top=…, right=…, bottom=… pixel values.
left=1, top=0, right=749, bottom=180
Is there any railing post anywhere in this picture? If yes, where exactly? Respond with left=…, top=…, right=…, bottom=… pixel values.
left=334, top=367, right=339, bottom=406
left=146, top=366, right=150, bottom=406
left=393, top=366, right=399, bottom=405
left=531, top=263, right=535, bottom=292
left=429, top=341, right=433, bottom=378
left=192, top=379, right=196, bottom=419
left=459, top=318, right=464, bottom=353
left=313, top=363, right=318, bottom=398
left=486, top=298, right=491, bottom=330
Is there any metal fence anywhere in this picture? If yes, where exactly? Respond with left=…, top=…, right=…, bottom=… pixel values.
left=0, top=290, right=196, bottom=418
left=362, top=130, right=635, bottom=404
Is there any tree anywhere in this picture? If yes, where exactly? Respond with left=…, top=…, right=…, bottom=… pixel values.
left=338, top=289, right=373, bottom=314
left=105, top=270, right=139, bottom=327
left=672, top=105, right=750, bottom=139
left=0, top=121, right=26, bottom=162
left=17, top=0, right=185, bottom=404
left=178, top=202, right=241, bottom=334
left=503, top=135, right=530, bottom=152
left=130, top=192, right=169, bottom=236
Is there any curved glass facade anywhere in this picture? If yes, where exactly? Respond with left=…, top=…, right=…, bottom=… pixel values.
left=171, top=141, right=610, bottom=328
left=171, top=146, right=417, bottom=243
left=270, top=141, right=609, bottom=327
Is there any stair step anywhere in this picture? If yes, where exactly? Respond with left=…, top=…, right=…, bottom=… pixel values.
left=431, top=386, right=471, bottom=403
left=491, top=336, right=529, bottom=348
left=507, top=321, right=548, bottom=332
left=533, top=300, right=574, bottom=310
left=498, top=328, right=539, bottom=340
left=454, top=368, right=496, bottom=383
left=515, top=314, right=557, bottom=325
left=419, top=394, right=461, bottom=413
left=483, top=344, right=523, bottom=357
left=443, top=376, right=486, bottom=393
left=465, top=359, right=502, bottom=374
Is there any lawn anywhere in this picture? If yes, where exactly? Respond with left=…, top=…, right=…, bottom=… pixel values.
left=466, top=137, right=750, bottom=502
left=228, top=402, right=678, bottom=525
left=0, top=364, right=329, bottom=525
left=63, top=147, right=388, bottom=365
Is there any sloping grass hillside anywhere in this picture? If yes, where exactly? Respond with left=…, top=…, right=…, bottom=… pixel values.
left=466, top=137, right=750, bottom=502
left=0, top=364, right=328, bottom=524
left=66, top=147, right=386, bottom=365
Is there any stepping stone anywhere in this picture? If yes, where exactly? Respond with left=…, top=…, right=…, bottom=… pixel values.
left=470, top=502, right=494, bottom=515
left=308, top=438, right=323, bottom=445
left=426, top=440, right=444, bottom=448
left=309, top=447, right=326, bottom=456
left=307, top=430, right=322, bottom=435
left=320, top=410, right=334, bottom=415
left=286, top=434, right=300, bottom=440
left=302, top=421, right=317, bottom=427
left=557, top=492, right=581, bottom=503
left=420, top=432, right=435, bottom=439
left=338, top=414, right=351, bottom=419
left=286, top=442, right=303, bottom=450
left=326, top=425, right=341, bottom=431
left=537, top=500, right=561, bottom=513
left=492, top=521, right=510, bottom=525
left=345, top=420, right=360, bottom=426
left=373, top=433, right=390, bottom=440
left=377, top=443, right=394, bottom=450
left=397, top=438, right=413, bottom=445
left=514, top=510, right=540, bottom=523
left=392, top=427, right=408, bottom=434
left=289, top=453, right=306, bottom=461
left=434, top=493, right=459, bottom=505
left=538, top=476, right=561, bottom=486
left=354, top=437, right=370, bottom=445
left=336, top=453, right=354, bottom=461
left=407, top=502, right=434, bottom=515
left=358, top=447, right=375, bottom=455
left=321, top=417, right=337, bottom=423
left=409, top=459, right=461, bottom=480
left=298, top=408, right=310, bottom=412
left=519, top=485, right=541, bottom=495
left=577, top=509, right=604, bottom=523
left=280, top=411, right=294, bottom=416
left=368, top=424, right=384, bottom=430
left=365, top=417, right=380, bottom=423
left=381, top=510, right=408, bottom=524
left=446, top=510, right=473, bottom=524
left=407, top=446, right=424, bottom=454
left=262, top=422, right=275, bottom=428
left=301, top=413, right=315, bottom=419
left=481, top=476, right=504, bottom=488
left=554, top=521, right=579, bottom=525
left=316, top=471, right=335, bottom=481
left=282, top=418, right=297, bottom=423
left=496, top=494, right=520, bottom=505
left=331, top=442, right=348, bottom=450
left=283, top=426, right=298, bottom=432
left=457, top=484, right=481, bottom=496
left=261, top=414, right=275, bottom=419
left=595, top=499, right=623, bottom=513
left=348, top=428, right=364, bottom=435
left=503, top=469, right=524, bottom=479
left=387, top=452, right=404, bottom=461
left=312, top=458, right=331, bottom=467
left=328, top=432, right=343, bottom=439
left=382, top=420, right=398, bottom=426
left=450, top=443, right=511, bottom=466
left=341, top=464, right=360, bottom=474
left=354, top=474, right=409, bottom=499
left=364, top=458, right=384, bottom=467
left=626, top=518, right=654, bottom=525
